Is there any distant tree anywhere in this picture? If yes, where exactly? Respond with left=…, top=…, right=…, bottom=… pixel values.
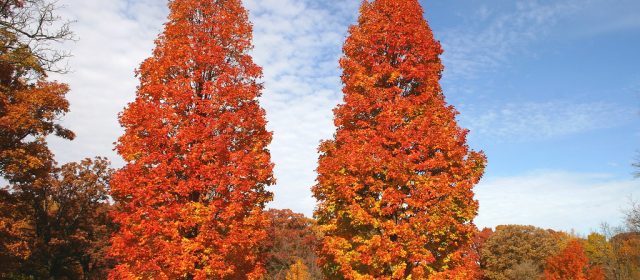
left=610, top=232, right=640, bottom=279
left=480, top=225, right=562, bottom=280
left=506, top=260, right=541, bottom=280
left=109, top=0, right=275, bottom=278
left=542, top=239, right=605, bottom=280
left=285, top=259, right=312, bottom=280
left=264, top=209, right=321, bottom=280
left=312, top=0, right=486, bottom=278
left=471, top=227, right=493, bottom=273
left=0, top=157, right=115, bottom=279
left=0, top=1, right=113, bottom=279
left=584, top=232, right=616, bottom=279
left=623, top=199, right=640, bottom=233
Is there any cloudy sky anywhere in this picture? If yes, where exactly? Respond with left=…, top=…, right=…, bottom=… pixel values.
left=48, top=0, right=640, bottom=234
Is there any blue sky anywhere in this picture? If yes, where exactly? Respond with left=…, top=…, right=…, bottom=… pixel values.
left=430, top=0, right=640, bottom=176
left=48, top=0, right=640, bottom=234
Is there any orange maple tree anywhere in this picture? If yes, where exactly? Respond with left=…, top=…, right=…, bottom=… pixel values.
left=312, top=0, right=486, bottom=279
left=109, top=0, right=275, bottom=278
left=543, top=239, right=605, bottom=280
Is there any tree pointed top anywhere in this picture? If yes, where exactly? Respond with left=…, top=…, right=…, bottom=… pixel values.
left=313, top=0, right=486, bottom=278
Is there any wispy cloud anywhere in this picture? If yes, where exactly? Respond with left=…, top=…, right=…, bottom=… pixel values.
left=459, top=102, right=635, bottom=142
left=438, top=0, right=585, bottom=81
left=44, top=0, right=639, bottom=224
left=476, top=170, right=640, bottom=233
left=47, top=0, right=359, bottom=216
left=48, top=0, right=167, bottom=165
left=245, top=0, right=358, bottom=214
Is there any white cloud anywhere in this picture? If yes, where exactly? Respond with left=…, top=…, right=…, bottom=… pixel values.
left=476, top=171, right=640, bottom=234
left=46, top=0, right=359, bottom=216
left=48, top=0, right=168, bottom=166
left=245, top=0, right=359, bottom=215
left=43, top=0, right=638, bottom=231
left=459, top=102, right=635, bottom=141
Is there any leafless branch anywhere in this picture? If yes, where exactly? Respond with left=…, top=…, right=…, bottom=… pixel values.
left=0, top=0, right=74, bottom=74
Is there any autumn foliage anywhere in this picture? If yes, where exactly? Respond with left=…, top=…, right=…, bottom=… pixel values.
left=263, top=209, right=322, bottom=279
left=480, top=225, right=564, bottom=280
left=543, top=239, right=605, bottom=280
left=3, top=0, right=640, bottom=279
left=0, top=157, right=115, bottom=279
left=0, top=1, right=116, bottom=279
left=108, top=0, right=274, bottom=278
left=285, top=259, right=312, bottom=280
left=312, top=0, right=486, bottom=278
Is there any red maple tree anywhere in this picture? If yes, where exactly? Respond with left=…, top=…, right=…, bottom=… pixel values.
left=312, top=0, right=486, bottom=278
left=543, top=239, right=605, bottom=280
left=109, top=0, right=274, bottom=278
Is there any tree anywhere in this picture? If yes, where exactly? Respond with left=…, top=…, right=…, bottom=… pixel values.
left=285, top=259, right=312, bottom=280
left=0, top=157, right=115, bottom=279
left=584, top=233, right=616, bottom=279
left=264, top=209, right=322, bottom=280
left=624, top=199, right=640, bottom=233
left=0, top=0, right=73, bottom=73
left=610, top=232, right=640, bottom=279
left=0, top=0, right=74, bottom=183
left=471, top=227, right=493, bottom=273
left=542, top=239, right=605, bottom=280
left=0, top=1, right=111, bottom=279
left=312, top=0, right=486, bottom=278
left=109, top=0, right=275, bottom=278
left=480, top=225, right=561, bottom=280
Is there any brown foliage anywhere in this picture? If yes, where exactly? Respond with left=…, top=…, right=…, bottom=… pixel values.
left=0, top=157, right=115, bottom=279
left=264, top=209, right=321, bottom=280
left=480, top=225, right=562, bottom=280
left=0, top=0, right=73, bottom=185
left=610, top=232, right=640, bottom=279
left=0, top=1, right=113, bottom=279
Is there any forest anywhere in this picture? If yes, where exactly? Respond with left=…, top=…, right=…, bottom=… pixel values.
left=0, top=0, right=638, bottom=279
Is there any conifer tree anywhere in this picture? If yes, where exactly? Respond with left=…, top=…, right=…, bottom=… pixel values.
left=109, top=0, right=274, bottom=278
left=312, top=0, right=486, bottom=278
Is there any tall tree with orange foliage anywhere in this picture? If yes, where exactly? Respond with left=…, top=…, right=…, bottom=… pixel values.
left=109, top=0, right=274, bottom=278
left=543, top=239, right=605, bottom=280
left=312, top=0, right=486, bottom=278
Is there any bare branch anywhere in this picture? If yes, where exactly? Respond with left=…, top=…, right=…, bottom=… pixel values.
left=0, top=0, right=74, bottom=74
